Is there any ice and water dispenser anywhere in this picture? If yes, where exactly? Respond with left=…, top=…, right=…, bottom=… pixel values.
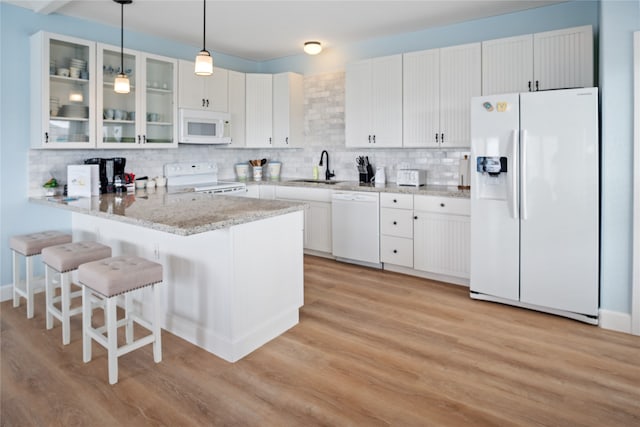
left=474, top=155, right=509, bottom=200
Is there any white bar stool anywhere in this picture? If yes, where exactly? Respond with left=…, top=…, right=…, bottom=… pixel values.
left=42, top=241, right=112, bottom=345
left=9, top=231, right=72, bottom=319
left=78, top=255, right=163, bottom=385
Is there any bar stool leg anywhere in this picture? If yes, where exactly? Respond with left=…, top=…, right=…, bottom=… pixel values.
left=106, top=296, right=119, bottom=385
left=153, top=283, right=162, bottom=363
left=82, top=285, right=92, bottom=363
left=45, top=265, right=53, bottom=329
left=26, top=256, right=34, bottom=319
left=61, top=272, right=71, bottom=345
left=12, top=251, right=19, bottom=308
left=125, top=293, right=133, bottom=345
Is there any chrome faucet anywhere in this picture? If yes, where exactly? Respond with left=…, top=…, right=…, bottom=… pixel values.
left=319, top=150, right=335, bottom=181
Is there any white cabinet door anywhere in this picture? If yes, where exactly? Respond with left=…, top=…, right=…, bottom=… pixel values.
left=345, top=59, right=372, bottom=147
left=228, top=70, right=246, bottom=147
left=413, top=196, right=471, bottom=279
left=533, top=25, right=593, bottom=91
left=403, top=48, right=440, bottom=148
left=439, top=42, right=481, bottom=148
left=245, top=73, right=273, bottom=147
left=97, top=44, right=177, bottom=149
left=345, top=54, right=402, bottom=147
left=273, top=72, right=303, bottom=147
left=482, top=34, right=534, bottom=95
left=178, top=60, right=228, bottom=111
left=31, top=31, right=96, bottom=149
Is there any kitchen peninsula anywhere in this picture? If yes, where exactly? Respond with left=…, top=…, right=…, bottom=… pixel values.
left=32, top=190, right=305, bottom=362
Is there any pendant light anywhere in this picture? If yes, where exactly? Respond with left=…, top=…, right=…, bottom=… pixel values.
left=194, top=0, right=213, bottom=76
left=114, top=0, right=132, bottom=93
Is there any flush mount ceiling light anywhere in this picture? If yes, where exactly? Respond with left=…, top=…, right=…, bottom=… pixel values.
left=113, top=0, right=132, bottom=94
left=194, top=0, right=213, bottom=76
left=304, top=41, right=322, bottom=55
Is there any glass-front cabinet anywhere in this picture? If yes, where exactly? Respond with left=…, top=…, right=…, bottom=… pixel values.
left=97, top=43, right=177, bottom=149
left=30, top=32, right=96, bottom=148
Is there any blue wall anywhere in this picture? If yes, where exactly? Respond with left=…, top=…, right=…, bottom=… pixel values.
left=3, top=1, right=636, bottom=321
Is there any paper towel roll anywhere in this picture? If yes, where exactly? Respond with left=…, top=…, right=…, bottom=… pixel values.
left=458, top=155, right=471, bottom=189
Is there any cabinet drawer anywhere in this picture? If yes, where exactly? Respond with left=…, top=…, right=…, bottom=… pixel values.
left=380, top=192, right=413, bottom=209
left=381, top=236, right=413, bottom=267
left=414, top=195, right=470, bottom=215
left=380, top=208, right=413, bottom=238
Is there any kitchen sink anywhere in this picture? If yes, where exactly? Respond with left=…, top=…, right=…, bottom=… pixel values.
left=289, top=179, right=342, bottom=185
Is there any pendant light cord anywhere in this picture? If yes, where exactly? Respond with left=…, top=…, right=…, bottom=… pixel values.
left=120, top=1, right=124, bottom=74
left=202, top=0, right=206, bottom=51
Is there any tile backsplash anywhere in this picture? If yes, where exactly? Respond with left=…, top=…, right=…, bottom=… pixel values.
left=29, top=71, right=468, bottom=195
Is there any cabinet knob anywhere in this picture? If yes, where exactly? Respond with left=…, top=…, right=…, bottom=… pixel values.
left=45, top=132, right=49, bottom=143
left=393, top=199, right=397, bottom=203
left=393, top=221, right=397, bottom=225
left=440, top=203, right=445, bottom=207
left=393, top=249, right=398, bottom=254
left=441, top=133, right=444, bottom=144
left=414, top=216, right=418, bottom=220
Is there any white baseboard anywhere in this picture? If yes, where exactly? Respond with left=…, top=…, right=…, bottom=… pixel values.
left=1, top=284, right=13, bottom=302
left=599, top=309, right=632, bottom=334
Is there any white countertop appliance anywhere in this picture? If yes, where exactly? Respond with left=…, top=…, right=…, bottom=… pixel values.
left=470, top=88, right=599, bottom=324
left=165, top=162, right=246, bottom=195
left=396, top=169, right=427, bottom=187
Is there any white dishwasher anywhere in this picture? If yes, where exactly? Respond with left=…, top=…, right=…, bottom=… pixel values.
left=331, top=191, right=381, bottom=267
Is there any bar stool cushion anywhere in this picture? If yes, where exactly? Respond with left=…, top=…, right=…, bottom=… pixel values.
left=10, top=231, right=72, bottom=256
left=78, top=256, right=163, bottom=297
left=42, top=242, right=112, bottom=273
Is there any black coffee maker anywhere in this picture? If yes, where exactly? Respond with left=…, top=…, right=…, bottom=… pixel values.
left=84, top=157, right=126, bottom=193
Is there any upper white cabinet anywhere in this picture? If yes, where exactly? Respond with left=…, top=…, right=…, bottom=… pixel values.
left=227, top=70, right=246, bottom=147
left=245, top=73, right=273, bottom=147
left=273, top=72, right=304, bottom=147
left=178, top=60, right=228, bottom=111
left=482, top=25, right=593, bottom=95
left=31, top=31, right=96, bottom=148
left=97, top=43, right=177, bottom=149
left=403, top=43, right=481, bottom=148
left=345, top=54, right=402, bottom=147
left=245, top=72, right=304, bottom=148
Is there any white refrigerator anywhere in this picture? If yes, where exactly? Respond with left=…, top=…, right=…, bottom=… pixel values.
left=469, top=88, right=599, bottom=324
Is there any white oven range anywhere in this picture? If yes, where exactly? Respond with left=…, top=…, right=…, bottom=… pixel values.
left=164, top=162, right=246, bottom=195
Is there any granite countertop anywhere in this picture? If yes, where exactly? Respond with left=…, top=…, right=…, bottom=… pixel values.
left=247, top=179, right=471, bottom=198
left=30, top=188, right=306, bottom=236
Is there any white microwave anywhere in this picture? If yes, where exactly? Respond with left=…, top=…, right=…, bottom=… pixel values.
left=178, top=108, right=231, bottom=144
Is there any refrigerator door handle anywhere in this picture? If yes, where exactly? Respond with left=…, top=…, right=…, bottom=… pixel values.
left=520, top=129, right=528, bottom=220
left=510, top=129, right=519, bottom=219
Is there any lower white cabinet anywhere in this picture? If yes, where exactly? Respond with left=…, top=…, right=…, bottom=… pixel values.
left=380, top=193, right=414, bottom=267
left=413, top=195, right=470, bottom=279
left=275, top=186, right=332, bottom=254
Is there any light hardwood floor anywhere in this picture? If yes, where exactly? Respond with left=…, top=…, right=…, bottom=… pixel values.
left=2, top=255, right=639, bottom=426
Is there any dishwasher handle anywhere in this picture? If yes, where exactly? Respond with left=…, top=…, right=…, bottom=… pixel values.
left=332, top=192, right=379, bottom=202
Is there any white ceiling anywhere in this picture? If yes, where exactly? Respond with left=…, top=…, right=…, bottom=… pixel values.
left=4, top=0, right=567, bottom=61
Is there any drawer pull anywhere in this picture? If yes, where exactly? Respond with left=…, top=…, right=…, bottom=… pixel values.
left=440, top=203, right=445, bottom=207
left=393, top=249, right=397, bottom=254
left=414, top=216, right=418, bottom=220
left=393, top=199, right=397, bottom=203
left=393, top=221, right=397, bottom=225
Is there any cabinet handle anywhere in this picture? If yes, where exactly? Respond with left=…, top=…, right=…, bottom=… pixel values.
left=393, top=249, right=398, bottom=254
left=393, top=221, right=397, bottom=225
left=206, top=99, right=209, bottom=107
left=143, top=135, right=147, bottom=144
left=535, top=81, right=539, bottom=91
left=440, top=203, right=445, bottom=207
left=528, top=81, right=532, bottom=92
left=372, top=135, right=376, bottom=143
left=435, top=133, right=439, bottom=142
left=269, top=137, right=272, bottom=144
left=138, top=135, right=141, bottom=144
left=202, top=98, right=205, bottom=107
left=45, top=132, right=49, bottom=143
left=368, top=135, right=372, bottom=144
left=441, top=133, right=444, bottom=144
left=285, top=137, right=288, bottom=144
